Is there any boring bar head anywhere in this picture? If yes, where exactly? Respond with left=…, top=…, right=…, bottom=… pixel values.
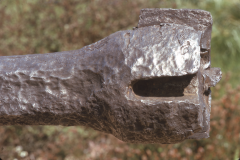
left=0, top=8, right=222, bottom=143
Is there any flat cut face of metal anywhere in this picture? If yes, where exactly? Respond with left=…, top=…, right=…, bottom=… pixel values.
left=0, top=8, right=222, bottom=144
left=124, top=24, right=201, bottom=79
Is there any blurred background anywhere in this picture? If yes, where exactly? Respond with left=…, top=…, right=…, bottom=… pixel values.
left=0, top=0, right=239, bottom=159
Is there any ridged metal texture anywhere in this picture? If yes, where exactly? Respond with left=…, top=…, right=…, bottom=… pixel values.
left=0, top=9, right=222, bottom=143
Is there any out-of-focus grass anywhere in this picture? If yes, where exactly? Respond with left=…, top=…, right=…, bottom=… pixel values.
left=0, top=0, right=239, bottom=160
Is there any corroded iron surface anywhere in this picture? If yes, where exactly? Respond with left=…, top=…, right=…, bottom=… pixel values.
left=0, top=9, right=221, bottom=143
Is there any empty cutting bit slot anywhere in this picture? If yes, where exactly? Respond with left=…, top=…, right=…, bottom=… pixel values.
left=200, top=48, right=210, bottom=69
left=132, top=74, right=196, bottom=97
left=200, top=48, right=208, bottom=55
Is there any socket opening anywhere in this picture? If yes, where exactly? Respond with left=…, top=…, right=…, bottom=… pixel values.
left=132, top=74, right=196, bottom=97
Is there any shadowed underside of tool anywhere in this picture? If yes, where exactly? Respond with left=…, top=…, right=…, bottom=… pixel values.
left=0, top=8, right=221, bottom=144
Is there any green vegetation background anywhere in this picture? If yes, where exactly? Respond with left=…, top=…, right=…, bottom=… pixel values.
left=0, top=0, right=239, bottom=159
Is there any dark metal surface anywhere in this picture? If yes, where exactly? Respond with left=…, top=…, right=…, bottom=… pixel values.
left=0, top=9, right=221, bottom=143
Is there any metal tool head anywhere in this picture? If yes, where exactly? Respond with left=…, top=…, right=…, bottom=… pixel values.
left=0, top=8, right=221, bottom=143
